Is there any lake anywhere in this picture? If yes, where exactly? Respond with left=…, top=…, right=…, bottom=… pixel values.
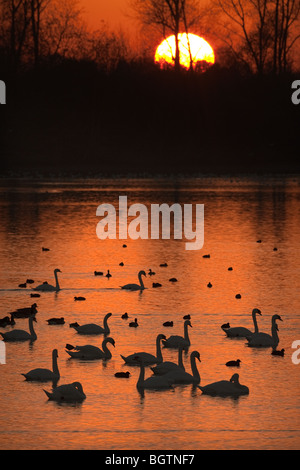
left=0, top=175, right=299, bottom=450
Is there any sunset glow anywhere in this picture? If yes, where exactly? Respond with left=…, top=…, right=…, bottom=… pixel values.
left=155, top=33, right=215, bottom=70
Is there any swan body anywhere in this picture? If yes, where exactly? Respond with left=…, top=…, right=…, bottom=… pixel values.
left=0, top=316, right=37, bottom=342
left=121, top=270, right=146, bottom=291
left=33, top=269, right=61, bottom=292
left=65, top=337, right=115, bottom=359
left=162, top=320, right=192, bottom=349
left=72, top=312, right=112, bottom=335
left=222, top=308, right=262, bottom=338
left=136, top=359, right=173, bottom=390
left=121, top=334, right=166, bottom=365
left=198, top=373, right=249, bottom=397
left=247, top=314, right=282, bottom=348
left=44, top=382, right=86, bottom=402
left=22, top=349, right=60, bottom=382
left=165, top=351, right=201, bottom=384
left=151, top=345, right=185, bottom=375
left=10, top=303, right=37, bottom=318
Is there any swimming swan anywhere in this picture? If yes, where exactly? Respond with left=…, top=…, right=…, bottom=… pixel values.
left=121, top=334, right=166, bottom=365
left=162, top=320, right=192, bottom=349
left=22, top=349, right=60, bottom=382
left=151, top=344, right=185, bottom=375
left=43, top=382, right=86, bottom=402
left=33, top=269, right=61, bottom=292
left=71, top=312, right=112, bottom=335
left=198, top=373, right=249, bottom=397
left=135, top=358, right=173, bottom=390
left=0, top=316, right=37, bottom=342
left=121, top=270, right=146, bottom=291
left=65, top=337, right=115, bottom=359
left=222, top=308, right=262, bottom=338
left=165, top=351, right=201, bottom=384
left=246, top=314, right=283, bottom=348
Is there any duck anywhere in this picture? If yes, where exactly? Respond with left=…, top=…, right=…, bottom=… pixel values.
left=119, top=262, right=124, bottom=266
left=121, top=312, right=129, bottom=319
left=225, top=359, right=241, bottom=367
left=0, top=315, right=37, bottom=342
left=115, top=371, right=130, bottom=378
left=30, top=293, right=40, bottom=298
left=94, top=271, right=103, bottom=276
left=222, top=308, right=262, bottom=338
left=247, top=314, right=283, bottom=348
left=18, top=283, right=27, bottom=288
left=42, top=247, right=50, bottom=251
left=163, top=321, right=173, bottom=327
left=135, top=357, right=173, bottom=390
left=71, top=312, right=112, bottom=335
left=26, top=279, right=35, bottom=284
left=271, top=348, right=285, bottom=357
left=22, top=349, right=60, bottom=382
left=65, top=337, right=115, bottom=360
left=169, top=278, right=178, bottom=282
left=47, top=317, right=65, bottom=325
left=151, top=345, right=185, bottom=376
left=105, top=270, right=112, bottom=278
left=183, top=314, right=191, bottom=320
left=202, top=254, right=210, bottom=258
left=33, top=269, right=61, bottom=292
left=162, top=319, right=192, bottom=349
left=198, top=373, right=249, bottom=397
left=0, top=316, right=11, bottom=327
left=10, top=303, right=38, bottom=318
left=164, top=351, right=201, bottom=385
left=43, top=382, right=86, bottom=402
left=120, top=334, right=166, bottom=366
left=159, top=263, right=168, bottom=267
left=235, top=294, right=242, bottom=299
left=207, top=282, right=212, bottom=288
left=152, top=282, right=162, bottom=288
left=74, top=296, right=86, bottom=301
left=129, top=318, right=139, bottom=328
left=121, top=270, right=146, bottom=291
left=148, top=269, right=155, bottom=276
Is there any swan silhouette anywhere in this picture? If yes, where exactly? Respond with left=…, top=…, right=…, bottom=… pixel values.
left=135, top=358, right=173, bottom=390
left=151, top=344, right=185, bottom=375
left=121, top=270, right=146, bottom=291
left=198, top=373, right=249, bottom=397
left=222, top=308, right=262, bottom=338
left=10, top=303, right=38, bottom=318
left=162, top=320, right=192, bottom=349
left=71, top=312, right=112, bottom=335
left=247, top=314, right=283, bottom=348
left=121, top=334, right=166, bottom=365
left=22, top=349, right=60, bottom=383
left=33, top=269, right=61, bottom=292
left=164, top=351, right=201, bottom=384
left=65, top=337, right=115, bottom=359
left=43, top=382, right=86, bottom=402
left=0, top=316, right=37, bottom=342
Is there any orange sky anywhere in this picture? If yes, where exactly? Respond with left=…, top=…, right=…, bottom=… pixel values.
left=80, top=0, right=134, bottom=31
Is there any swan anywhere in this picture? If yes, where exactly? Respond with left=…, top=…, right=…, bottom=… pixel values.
left=135, top=358, right=173, bottom=390
left=198, top=373, right=249, bottom=397
left=71, top=312, right=112, bottom=335
left=151, top=344, right=185, bottom=375
left=33, top=269, right=61, bottom=292
left=43, top=382, right=86, bottom=402
left=246, top=314, right=283, bottom=348
left=164, top=351, right=201, bottom=384
left=121, top=270, right=146, bottom=291
left=120, top=334, right=166, bottom=365
left=22, top=349, right=60, bottom=382
left=162, top=320, right=192, bottom=349
left=65, top=337, right=115, bottom=359
left=0, top=316, right=37, bottom=342
left=222, top=308, right=262, bottom=338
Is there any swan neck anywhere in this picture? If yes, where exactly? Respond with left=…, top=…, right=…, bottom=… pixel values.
left=252, top=311, right=259, bottom=333
left=271, top=320, right=279, bottom=344
left=137, top=363, right=145, bottom=387
left=184, top=323, right=190, bottom=341
left=103, top=315, right=110, bottom=333
left=52, top=352, right=59, bottom=375
left=54, top=271, right=60, bottom=290
left=190, top=355, right=200, bottom=379
left=156, top=336, right=163, bottom=361
left=29, top=317, right=37, bottom=339
left=178, top=348, right=184, bottom=369
left=102, top=340, right=112, bottom=358
left=138, top=273, right=144, bottom=289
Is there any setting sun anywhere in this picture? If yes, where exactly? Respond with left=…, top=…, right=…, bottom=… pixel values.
left=155, top=33, right=215, bottom=70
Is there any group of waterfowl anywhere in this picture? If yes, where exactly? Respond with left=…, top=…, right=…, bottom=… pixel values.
left=0, top=265, right=284, bottom=403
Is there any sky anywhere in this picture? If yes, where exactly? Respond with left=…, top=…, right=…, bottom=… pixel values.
left=80, top=0, right=134, bottom=31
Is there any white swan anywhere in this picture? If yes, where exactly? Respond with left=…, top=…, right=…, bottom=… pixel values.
left=222, top=308, right=262, bottom=338
left=43, top=382, right=86, bottom=402
left=165, top=351, right=201, bottom=384
left=33, top=269, right=61, bottom=292
left=247, top=314, right=283, bottom=348
left=22, top=349, right=60, bottom=382
left=198, top=373, right=249, bottom=397
left=121, top=270, right=146, bottom=291
left=65, top=337, right=115, bottom=359
left=151, top=344, right=185, bottom=375
left=0, top=316, right=37, bottom=342
left=135, top=358, right=173, bottom=390
left=162, top=320, right=192, bottom=349
left=71, top=312, right=112, bottom=335
left=121, top=334, right=166, bottom=365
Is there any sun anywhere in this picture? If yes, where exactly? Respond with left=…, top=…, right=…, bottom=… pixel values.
left=155, top=33, right=215, bottom=71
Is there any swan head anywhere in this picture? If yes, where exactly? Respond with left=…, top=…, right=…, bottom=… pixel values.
left=158, top=334, right=166, bottom=341
left=53, top=349, right=58, bottom=358
left=105, top=312, right=112, bottom=319
left=105, top=337, right=115, bottom=347
left=192, top=351, right=201, bottom=362
left=139, top=270, right=147, bottom=277
left=230, top=373, right=240, bottom=384
left=30, top=315, right=37, bottom=322
left=253, top=308, right=262, bottom=316
left=184, top=320, right=192, bottom=328
left=54, top=269, right=61, bottom=273
left=273, top=314, right=283, bottom=322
